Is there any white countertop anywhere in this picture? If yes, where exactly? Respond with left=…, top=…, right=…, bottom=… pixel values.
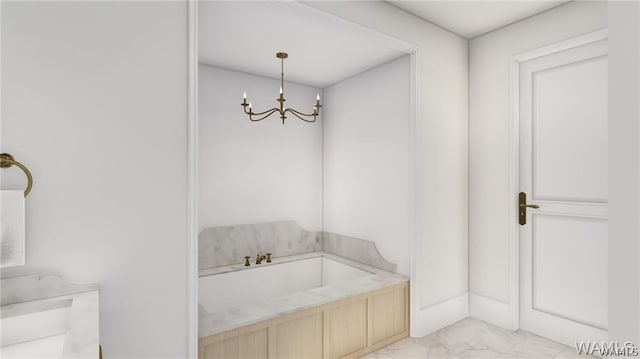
left=0, top=275, right=99, bottom=359
left=198, top=251, right=408, bottom=338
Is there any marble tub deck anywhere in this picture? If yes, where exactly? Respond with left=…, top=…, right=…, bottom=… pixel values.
left=198, top=251, right=408, bottom=338
left=364, top=317, right=597, bottom=359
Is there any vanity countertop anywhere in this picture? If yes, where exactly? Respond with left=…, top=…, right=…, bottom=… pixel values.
left=198, top=251, right=408, bottom=338
left=0, top=274, right=99, bottom=359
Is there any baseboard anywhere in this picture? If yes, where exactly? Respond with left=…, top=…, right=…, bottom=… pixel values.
left=469, top=293, right=515, bottom=330
left=410, top=292, right=469, bottom=337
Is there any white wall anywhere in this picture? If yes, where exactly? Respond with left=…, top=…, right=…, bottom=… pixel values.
left=1, top=2, right=189, bottom=358
left=609, top=1, right=640, bottom=346
left=198, top=65, right=322, bottom=231
left=323, top=56, right=410, bottom=275
left=304, top=1, right=468, bottom=336
left=469, top=1, right=607, bottom=328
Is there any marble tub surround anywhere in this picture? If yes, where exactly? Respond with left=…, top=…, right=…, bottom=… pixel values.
left=199, top=250, right=376, bottom=277
left=322, top=231, right=397, bottom=272
left=198, top=251, right=407, bottom=338
left=363, top=317, right=595, bottom=359
left=198, top=221, right=321, bottom=269
left=199, top=221, right=397, bottom=273
left=1, top=274, right=100, bottom=359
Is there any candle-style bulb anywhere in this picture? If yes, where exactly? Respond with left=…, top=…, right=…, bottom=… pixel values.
left=249, top=102, right=252, bottom=108
left=280, top=86, right=283, bottom=95
left=243, top=91, right=246, bottom=99
left=316, top=93, right=320, bottom=101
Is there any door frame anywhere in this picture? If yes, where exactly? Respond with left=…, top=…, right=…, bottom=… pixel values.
left=187, top=0, right=199, bottom=357
left=507, top=28, right=608, bottom=331
left=185, top=1, right=419, bottom=357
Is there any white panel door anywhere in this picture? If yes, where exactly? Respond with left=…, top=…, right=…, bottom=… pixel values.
left=519, top=37, right=608, bottom=346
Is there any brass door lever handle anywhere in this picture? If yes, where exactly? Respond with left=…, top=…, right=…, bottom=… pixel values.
left=519, top=192, right=539, bottom=225
left=520, top=203, right=539, bottom=209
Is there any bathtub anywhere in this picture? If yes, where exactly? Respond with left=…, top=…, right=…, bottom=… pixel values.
left=198, top=252, right=408, bottom=338
left=199, top=255, right=373, bottom=314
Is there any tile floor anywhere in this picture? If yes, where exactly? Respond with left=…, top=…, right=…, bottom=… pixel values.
left=363, top=318, right=596, bottom=359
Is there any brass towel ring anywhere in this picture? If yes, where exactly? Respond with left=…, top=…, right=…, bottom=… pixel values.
left=0, top=153, right=33, bottom=198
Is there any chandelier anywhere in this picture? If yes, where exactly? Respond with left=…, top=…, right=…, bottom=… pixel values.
left=241, top=52, right=321, bottom=124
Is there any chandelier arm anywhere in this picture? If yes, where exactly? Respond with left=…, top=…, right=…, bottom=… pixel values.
left=284, top=108, right=317, bottom=123
left=244, top=106, right=280, bottom=117
left=284, top=108, right=318, bottom=117
left=248, top=108, right=281, bottom=122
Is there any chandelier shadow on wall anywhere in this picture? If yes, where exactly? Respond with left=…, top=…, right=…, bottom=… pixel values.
left=241, top=52, right=321, bottom=124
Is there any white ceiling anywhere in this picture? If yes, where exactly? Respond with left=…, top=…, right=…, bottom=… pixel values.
left=387, top=1, right=570, bottom=39
left=199, top=1, right=409, bottom=88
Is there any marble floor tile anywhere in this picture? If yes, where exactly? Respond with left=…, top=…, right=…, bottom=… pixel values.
left=361, top=338, right=455, bottom=359
left=365, top=318, right=587, bottom=359
left=552, top=347, right=599, bottom=359
left=451, top=343, right=503, bottom=359
left=500, top=334, right=567, bottom=358
left=434, top=317, right=528, bottom=353
left=432, top=318, right=491, bottom=349
left=410, top=336, right=458, bottom=358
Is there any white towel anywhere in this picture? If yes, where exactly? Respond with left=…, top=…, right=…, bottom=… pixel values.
left=0, top=190, right=25, bottom=267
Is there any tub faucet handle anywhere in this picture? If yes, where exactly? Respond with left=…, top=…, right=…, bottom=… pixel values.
left=256, top=254, right=266, bottom=265
left=266, top=253, right=272, bottom=263
left=244, top=256, right=251, bottom=266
